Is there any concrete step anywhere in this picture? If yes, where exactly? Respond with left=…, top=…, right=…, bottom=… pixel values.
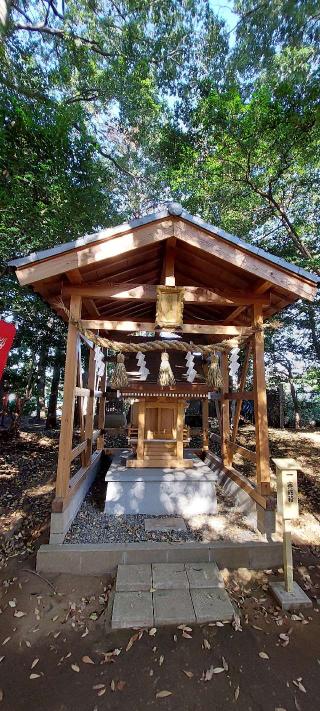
left=111, top=562, right=235, bottom=629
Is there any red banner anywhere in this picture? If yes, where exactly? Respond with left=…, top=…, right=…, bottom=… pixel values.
left=0, top=321, right=16, bottom=380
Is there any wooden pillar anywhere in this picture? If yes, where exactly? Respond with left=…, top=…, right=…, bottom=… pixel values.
left=137, top=400, right=145, bottom=461
left=176, top=400, right=184, bottom=461
left=252, top=304, right=271, bottom=495
left=202, top=398, right=209, bottom=451
left=221, top=351, right=232, bottom=468
left=231, top=343, right=252, bottom=446
left=97, top=362, right=107, bottom=450
left=84, top=346, right=96, bottom=466
left=55, top=295, right=82, bottom=499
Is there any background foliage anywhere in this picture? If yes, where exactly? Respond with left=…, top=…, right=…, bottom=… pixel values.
left=0, top=0, right=319, bottom=426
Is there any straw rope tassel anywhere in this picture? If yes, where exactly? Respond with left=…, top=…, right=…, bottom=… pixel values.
left=158, top=352, right=175, bottom=386
left=206, top=353, right=223, bottom=389
left=110, top=352, right=128, bottom=388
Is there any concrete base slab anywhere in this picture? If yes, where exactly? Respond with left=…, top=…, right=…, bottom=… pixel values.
left=116, top=564, right=151, bottom=592
left=152, top=563, right=189, bottom=590
left=37, top=540, right=283, bottom=575
left=112, top=591, right=153, bottom=629
left=191, top=588, right=234, bottom=623
left=185, top=562, right=224, bottom=589
left=269, top=581, right=312, bottom=611
left=144, top=517, right=187, bottom=532
left=153, top=589, right=195, bottom=625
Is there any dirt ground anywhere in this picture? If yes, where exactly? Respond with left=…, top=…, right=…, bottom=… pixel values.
left=0, top=426, right=320, bottom=710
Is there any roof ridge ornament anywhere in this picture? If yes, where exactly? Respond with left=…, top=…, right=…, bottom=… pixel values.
left=167, top=202, right=183, bottom=216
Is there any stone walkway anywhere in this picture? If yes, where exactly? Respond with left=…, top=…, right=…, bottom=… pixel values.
left=111, top=562, right=235, bottom=629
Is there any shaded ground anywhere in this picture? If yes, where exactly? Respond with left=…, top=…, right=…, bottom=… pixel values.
left=0, top=425, right=320, bottom=710
left=0, top=550, right=320, bottom=711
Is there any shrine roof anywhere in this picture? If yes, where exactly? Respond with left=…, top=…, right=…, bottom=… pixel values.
left=8, top=203, right=318, bottom=340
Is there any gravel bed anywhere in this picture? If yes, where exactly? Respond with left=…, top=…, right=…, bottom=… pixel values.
left=64, top=482, right=196, bottom=544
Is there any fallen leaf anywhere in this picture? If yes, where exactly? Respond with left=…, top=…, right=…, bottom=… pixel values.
left=82, top=656, right=94, bottom=664
left=234, top=685, right=240, bottom=701
left=222, top=656, right=228, bottom=671
left=0, top=658, right=4, bottom=664
left=97, top=688, right=106, bottom=697
left=182, top=631, right=192, bottom=639
left=156, top=691, right=172, bottom=698
left=126, top=633, right=139, bottom=652
left=116, top=680, right=126, bottom=691
left=25, top=641, right=31, bottom=648
left=89, top=612, right=98, bottom=620
left=215, top=621, right=224, bottom=627
left=149, top=628, right=157, bottom=636
left=71, top=664, right=80, bottom=673
left=183, top=670, right=194, bottom=678
left=259, top=652, right=269, bottom=659
left=159, top=655, right=164, bottom=666
left=178, top=625, right=192, bottom=632
left=81, top=628, right=89, bottom=638
left=29, top=674, right=40, bottom=680
left=110, top=680, right=116, bottom=691
left=14, top=611, right=26, bottom=618
left=31, top=659, right=39, bottom=669
left=2, top=638, right=10, bottom=646
left=93, top=684, right=105, bottom=690
left=203, top=639, right=211, bottom=650
left=8, top=600, right=16, bottom=608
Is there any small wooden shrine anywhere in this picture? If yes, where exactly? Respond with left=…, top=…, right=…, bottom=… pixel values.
left=9, top=203, right=318, bottom=545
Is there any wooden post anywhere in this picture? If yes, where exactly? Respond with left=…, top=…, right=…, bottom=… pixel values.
left=283, top=521, right=294, bottom=592
left=202, top=398, right=209, bottom=451
left=221, top=351, right=232, bottom=468
left=55, top=295, right=82, bottom=499
left=97, top=362, right=107, bottom=450
left=137, top=400, right=145, bottom=461
left=84, top=346, right=96, bottom=466
left=231, top=343, right=252, bottom=444
left=176, top=400, right=184, bottom=461
left=252, top=304, right=271, bottom=495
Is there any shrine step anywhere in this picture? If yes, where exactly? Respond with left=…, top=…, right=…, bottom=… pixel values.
left=111, top=562, right=235, bottom=629
left=104, top=450, right=218, bottom=516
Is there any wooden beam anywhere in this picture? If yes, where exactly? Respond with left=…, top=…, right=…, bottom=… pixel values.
left=227, top=440, right=257, bottom=463
left=79, top=319, right=253, bottom=336
left=252, top=304, right=271, bottom=495
left=221, top=351, right=232, bottom=468
left=16, top=218, right=173, bottom=286
left=224, top=391, right=254, bottom=400
left=161, top=237, right=176, bottom=286
left=97, top=363, right=107, bottom=450
left=84, top=347, right=96, bottom=466
left=62, top=282, right=271, bottom=305
left=231, top=343, right=252, bottom=444
left=55, top=294, right=82, bottom=499
left=202, top=398, right=209, bottom=451
left=174, top=220, right=316, bottom=301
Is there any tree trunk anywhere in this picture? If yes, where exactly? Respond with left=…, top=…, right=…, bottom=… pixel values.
left=287, top=362, right=301, bottom=430
left=46, top=349, right=62, bottom=429
left=305, top=304, right=320, bottom=362
left=36, top=342, right=49, bottom=420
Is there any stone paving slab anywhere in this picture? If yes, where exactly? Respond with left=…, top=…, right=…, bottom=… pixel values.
left=153, top=589, right=196, bottom=625
left=116, top=563, right=151, bottom=592
left=152, top=563, right=189, bottom=590
left=112, top=591, right=153, bottom=628
left=185, top=562, right=224, bottom=589
left=191, top=588, right=234, bottom=623
left=145, top=517, right=187, bottom=533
